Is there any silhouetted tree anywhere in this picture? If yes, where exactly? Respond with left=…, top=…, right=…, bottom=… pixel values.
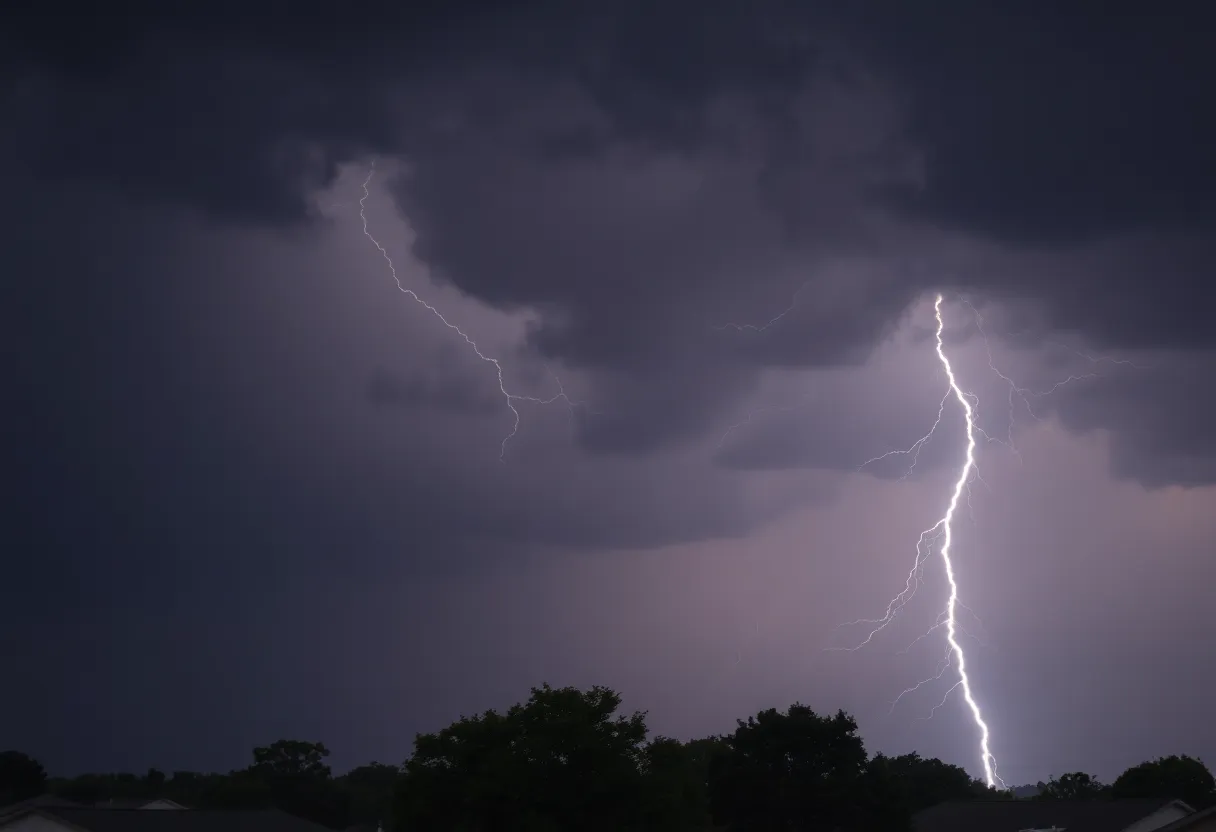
left=250, top=740, right=348, bottom=828
left=53, top=773, right=107, bottom=805
left=0, top=751, right=47, bottom=804
left=640, top=736, right=726, bottom=830
left=251, top=740, right=332, bottom=780
left=853, top=756, right=916, bottom=831
left=1113, top=755, right=1216, bottom=809
left=708, top=705, right=903, bottom=831
left=868, top=752, right=985, bottom=815
left=200, top=768, right=273, bottom=810
left=340, top=762, right=401, bottom=829
left=1036, top=771, right=1109, bottom=800
left=397, top=684, right=653, bottom=831
left=165, top=771, right=209, bottom=807
left=40, top=682, right=1216, bottom=830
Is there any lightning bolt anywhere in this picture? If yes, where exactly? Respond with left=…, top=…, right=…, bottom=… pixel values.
left=357, top=160, right=583, bottom=460
left=717, top=288, right=1141, bottom=788
left=926, top=293, right=1001, bottom=787
left=843, top=295, right=1000, bottom=784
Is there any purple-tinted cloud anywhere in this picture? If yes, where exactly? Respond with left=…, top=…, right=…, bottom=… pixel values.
left=3, top=0, right=1216, bottom=791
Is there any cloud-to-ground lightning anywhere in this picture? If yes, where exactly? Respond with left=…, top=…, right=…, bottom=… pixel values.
left=924, top=293, right=1000, bottom=786
left=716, top=291, right=1002, bottom=782
left=832, top=297, right=1002, bottom=784
left=819, top=296, right=1001, bottom=784
left=717, top=286, right=1143, bottom=786
left=357, top=160, right=583, bottom=460
left=836, top=298, right=1145, bottom=786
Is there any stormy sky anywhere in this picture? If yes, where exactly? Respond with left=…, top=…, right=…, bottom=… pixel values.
left=3, top=1, right=1216, bottom=788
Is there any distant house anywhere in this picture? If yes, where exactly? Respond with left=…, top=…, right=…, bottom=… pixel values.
left=1155, top=804, right=1216, bottom=831
left=0, top=797, right=83, bottom=824
left=91, top=800, right=188, bottom=811
left=0, top=806, right=333, bottom=832
left=913, top=798, right=1195, bottom=832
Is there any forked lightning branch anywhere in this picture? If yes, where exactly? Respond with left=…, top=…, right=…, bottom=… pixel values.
left=721, top=292, right=1004, bottom=786
left=355, top=173, right=1134, bottom=786
left=856, top=295, right=1001, bottom=787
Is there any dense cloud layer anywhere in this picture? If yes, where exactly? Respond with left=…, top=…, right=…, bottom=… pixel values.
left=5, top=0, right=1216, bottom=782
left=6, top=0, right=1214, bottom=474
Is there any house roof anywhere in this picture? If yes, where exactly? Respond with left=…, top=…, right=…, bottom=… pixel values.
left=0, top=795, right=84, bottom=821
left=1154, top=803, right=1216, bottom=831
left=913, top=798, right=1191, bottom=832
left=92, top=800, right=186, bottom=810
left=1, top=807, right=333, bottom=832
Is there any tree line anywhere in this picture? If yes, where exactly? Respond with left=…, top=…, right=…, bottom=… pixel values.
left=2, top=684, right=1213, bottom=831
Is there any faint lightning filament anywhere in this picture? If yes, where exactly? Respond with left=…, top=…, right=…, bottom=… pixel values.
left=357, top=161, right=578, bottom=460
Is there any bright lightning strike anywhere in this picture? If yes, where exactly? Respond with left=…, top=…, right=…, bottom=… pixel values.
left=927, top=293, right=1001, bottom=787
left=929, top=294, right=997, bottom=788
left=357, top=161, right=582, bottom=460
left=717, top=286, right=1143, bottom=788
left=842, top=295, right=1002, bottom=787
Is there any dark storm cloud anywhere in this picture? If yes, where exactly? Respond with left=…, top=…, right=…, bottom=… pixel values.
left=7, top=0, right=1216, bottom=788
left=3, top=2, right=920, bottom=460
left=830, top=2, right=1216, bottom=246
left=717, top=400, right=964, bottom=477
left=1040, top=352, right=1216, bottom=488
left=1, top=1, right=822, bottom=225
left=710, top=319, right=962, bottom=477
left=980, top=234, right=1216, bottom=352
left=7, top=0, right=1215, bottom=479
left=8, top=1, right=1215, bottom=255
left=0, top=156, right=812, bottom=563
left=825, top=2, right=1216, bottom=371
left=365, top=366, right=501, bottom=414
left=0, top=160, right=834, bottom=774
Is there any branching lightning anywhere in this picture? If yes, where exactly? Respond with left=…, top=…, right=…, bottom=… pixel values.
left=712, top=282, right=810, bottom=334
left=357, top=161, right=584, bottom=460
left=964, top=300, right=1149, bottom=456
left=828, top=296, right=1001, bottom=784
left=925, top=293, right=999, bottom=786
left=820, top=297, right=1000, bottom=785
left=716, top=285, right=1142, bottom=787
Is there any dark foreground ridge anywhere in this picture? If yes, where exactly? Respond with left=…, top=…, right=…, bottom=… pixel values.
left=3, top=685, right=1215, bottom=830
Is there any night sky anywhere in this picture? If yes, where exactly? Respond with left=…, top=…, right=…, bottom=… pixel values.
left=4, top=2, right=1216, bottom=789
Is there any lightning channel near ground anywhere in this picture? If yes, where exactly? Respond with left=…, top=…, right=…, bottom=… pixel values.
left=922, top=293, right=1000, bottom=786
left=716, top=286, right=1142, bottom=787
left=836, top=296, right=1001, bottom=785
left=357, top=161, right=583, bottom=460
left=717, top=291, right=1002, bottom=783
